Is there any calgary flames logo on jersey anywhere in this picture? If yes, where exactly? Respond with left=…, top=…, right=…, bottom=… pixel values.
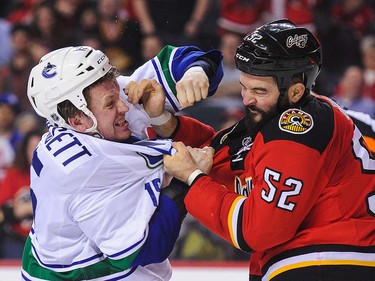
left=279, top=108, right=314, bottom=134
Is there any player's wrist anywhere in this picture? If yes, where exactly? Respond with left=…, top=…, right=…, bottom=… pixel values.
left=187, top=169, right=203, bottom=186
left=149, top=110, right=172, bottom=126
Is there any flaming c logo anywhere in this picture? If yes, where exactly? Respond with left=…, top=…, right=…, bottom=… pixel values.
left=279, top=108, right=313, bottom=134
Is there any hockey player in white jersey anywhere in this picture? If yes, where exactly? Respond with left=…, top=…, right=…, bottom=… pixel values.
left=21, top=45, right=223, bottom=280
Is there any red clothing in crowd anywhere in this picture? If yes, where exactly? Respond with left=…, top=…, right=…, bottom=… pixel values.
left=0, top=167, right=31, bottom=237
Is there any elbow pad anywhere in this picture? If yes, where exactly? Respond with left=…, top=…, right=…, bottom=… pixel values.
left=161, top=178, right=190, bottom=220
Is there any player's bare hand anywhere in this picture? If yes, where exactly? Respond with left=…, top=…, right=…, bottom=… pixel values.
left=187, top=146, right=214, bottom=174
left=163, top=142, right=199, bottom=183
left=176, top=67, right=209, bottom=109
left=125, top=79, right=166, bottom=117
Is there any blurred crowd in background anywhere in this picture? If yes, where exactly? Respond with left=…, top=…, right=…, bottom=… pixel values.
left=0, top=0, right=375, bottom=262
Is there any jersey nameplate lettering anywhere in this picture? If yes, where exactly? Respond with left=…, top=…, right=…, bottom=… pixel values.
left=44, top=132, right=96, bottom=174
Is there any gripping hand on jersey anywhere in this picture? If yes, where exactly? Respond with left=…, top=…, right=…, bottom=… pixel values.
left=186, top=146, right=214, bottom=174
left=164, top=142, right=214, bottom=184
left=125, top=79, right=166, bottom=118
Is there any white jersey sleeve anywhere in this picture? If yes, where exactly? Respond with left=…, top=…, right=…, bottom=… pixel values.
left=116, top=45, right=224, bottom=139
left=116, top=46, right=182, bottom=139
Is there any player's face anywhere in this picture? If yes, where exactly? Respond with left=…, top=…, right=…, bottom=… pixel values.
left=240, top=72, right=281, bottom=132
left=88, top=80, right=132, bottom=141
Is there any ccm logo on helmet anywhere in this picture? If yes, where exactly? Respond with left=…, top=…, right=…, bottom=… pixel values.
left=97, top=54, right=106, bottom=64
left=286, top=34, right=308, bottom=49
left=236, top=53, right=250, bottom=62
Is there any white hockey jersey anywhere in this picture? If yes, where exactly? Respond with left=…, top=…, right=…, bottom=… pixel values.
left=22, top=45, right=223, bottom=280
left=22, top=124, right=175, bottom=280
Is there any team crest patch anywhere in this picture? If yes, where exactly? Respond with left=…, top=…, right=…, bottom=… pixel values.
left=42, top=62, right=57, bottom=78
left=279, top=108, right=313, bottom=134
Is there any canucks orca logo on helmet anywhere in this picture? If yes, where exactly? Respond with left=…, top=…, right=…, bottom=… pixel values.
left=42, top=62, right=57, bottom=78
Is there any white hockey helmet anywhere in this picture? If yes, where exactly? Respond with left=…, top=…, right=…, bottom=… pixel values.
left=27, top=46, right=112, bottom=132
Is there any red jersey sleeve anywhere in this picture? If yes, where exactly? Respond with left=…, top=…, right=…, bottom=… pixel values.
left=173, top=116, right=215, bottom=148
left=184, top=174, right=247, bottom=248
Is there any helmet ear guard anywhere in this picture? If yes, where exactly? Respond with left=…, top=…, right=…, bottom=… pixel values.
left=27, top=46, right=112, bottom=132
left=235, top=19, right=322, bottom=95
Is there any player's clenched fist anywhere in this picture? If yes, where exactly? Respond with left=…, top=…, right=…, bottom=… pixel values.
left=176, top=66, right=209, bottom=109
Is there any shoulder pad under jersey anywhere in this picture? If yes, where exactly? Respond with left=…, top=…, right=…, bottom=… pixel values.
left=261, top=98, right=334, bottom=154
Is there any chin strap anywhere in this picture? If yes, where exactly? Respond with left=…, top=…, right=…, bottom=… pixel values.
left=80, top=107, right=104, bottom=138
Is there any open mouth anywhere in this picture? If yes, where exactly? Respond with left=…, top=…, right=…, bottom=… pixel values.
left=115, top=119, right=128, bottom=127
left=247, top=107, right=259, bottom=115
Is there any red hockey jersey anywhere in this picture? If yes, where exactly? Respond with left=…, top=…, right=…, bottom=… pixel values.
left=175, top=94, right=375, bottom=279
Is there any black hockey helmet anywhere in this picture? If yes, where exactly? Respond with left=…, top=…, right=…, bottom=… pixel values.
left=235, top=19, right=322, bottom=95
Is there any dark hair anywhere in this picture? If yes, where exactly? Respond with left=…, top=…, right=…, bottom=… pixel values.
left=11, top=23, right=31, bottom=36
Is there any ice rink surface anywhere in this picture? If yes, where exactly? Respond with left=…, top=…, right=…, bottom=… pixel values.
left=0, top=260, right=248, bottom=281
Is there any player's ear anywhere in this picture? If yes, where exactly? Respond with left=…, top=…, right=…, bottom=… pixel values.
left=288, top=83, right=305, bottom=104
left=68, top=113, right=92, bottom=132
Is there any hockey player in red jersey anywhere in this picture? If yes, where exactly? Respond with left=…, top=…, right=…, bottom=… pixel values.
left=130, top=19, right=375, bottom=280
